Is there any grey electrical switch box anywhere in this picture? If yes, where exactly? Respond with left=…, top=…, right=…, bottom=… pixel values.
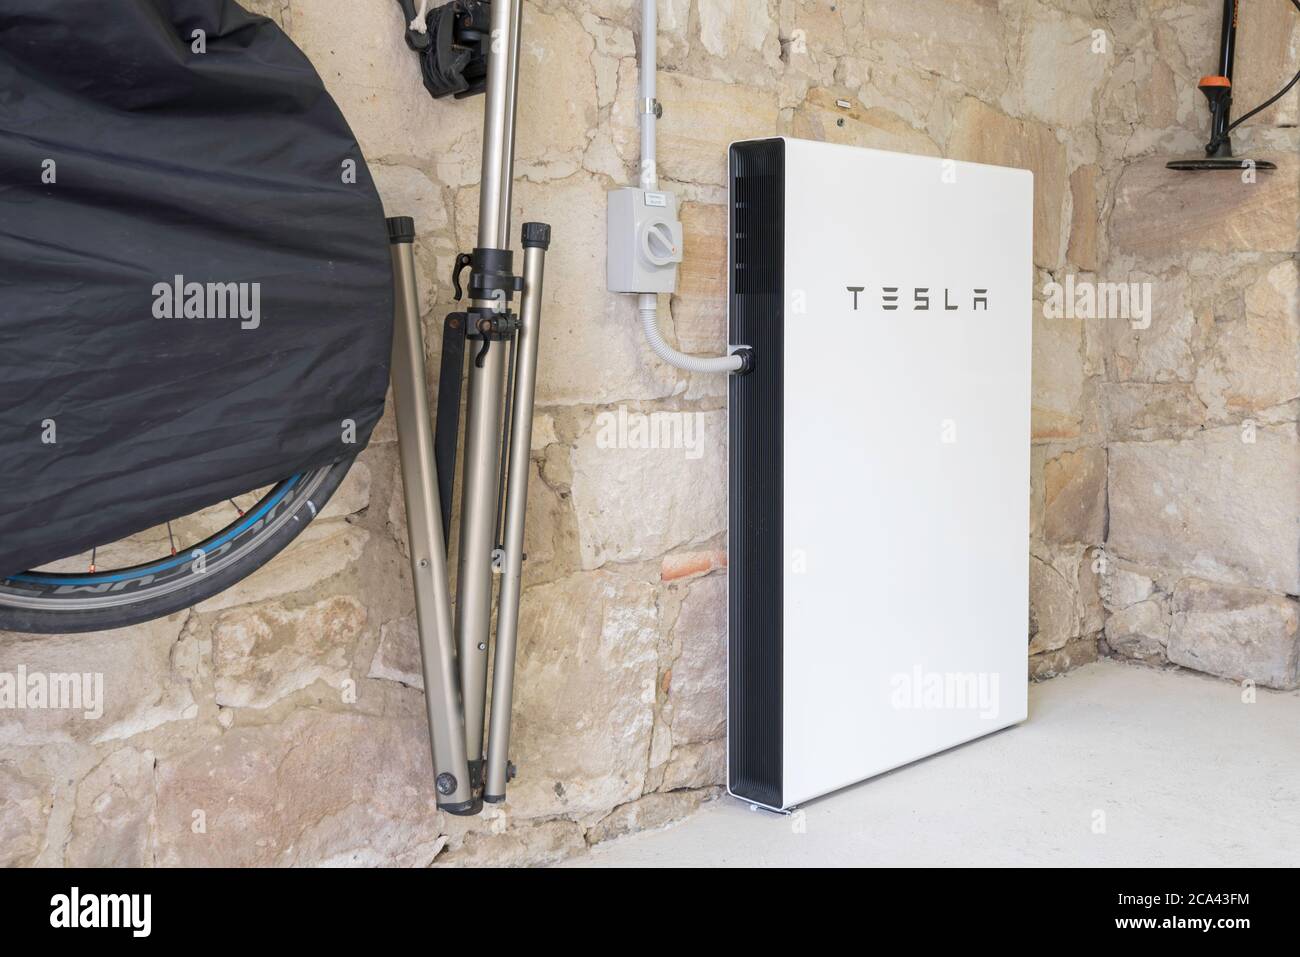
left=606, top=187, right=684, bottom=293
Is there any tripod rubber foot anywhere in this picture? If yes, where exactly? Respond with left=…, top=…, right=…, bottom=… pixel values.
left=482, top=793, right=507, bottom=804
left=438, top=797, right=484, bottom=816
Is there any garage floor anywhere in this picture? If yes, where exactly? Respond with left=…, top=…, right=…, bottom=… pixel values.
left=566, top=659, right=1300, bottom=867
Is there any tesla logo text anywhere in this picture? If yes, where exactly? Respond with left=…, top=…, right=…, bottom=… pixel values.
left=846, top=286, right=988, bottom=312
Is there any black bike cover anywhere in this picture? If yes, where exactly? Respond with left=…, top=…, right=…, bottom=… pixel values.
left=0, top=1, right=393, bottom=578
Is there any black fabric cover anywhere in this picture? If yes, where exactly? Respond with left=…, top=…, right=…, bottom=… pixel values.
left=0, top=0, right=393, bottom=577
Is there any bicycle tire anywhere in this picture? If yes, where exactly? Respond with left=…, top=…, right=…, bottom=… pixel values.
left=0, top=456, right=356, bottom=635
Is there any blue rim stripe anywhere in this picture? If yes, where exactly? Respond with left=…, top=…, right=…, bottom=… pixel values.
left=6, top=474, right=303, bottom=587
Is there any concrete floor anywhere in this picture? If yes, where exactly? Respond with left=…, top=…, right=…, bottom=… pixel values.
left=568, top=659, right=1300, bottom=867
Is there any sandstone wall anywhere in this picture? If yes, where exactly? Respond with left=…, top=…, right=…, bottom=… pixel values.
left=1071, top=2, right=1299, bottom=689
left=1, top=0, right=1296, bottom=867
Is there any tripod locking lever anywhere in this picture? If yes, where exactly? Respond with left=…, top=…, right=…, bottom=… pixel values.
left=451, top=252, right=473, bottom=301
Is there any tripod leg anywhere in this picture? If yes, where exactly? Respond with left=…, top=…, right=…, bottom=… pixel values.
left=455, top=343, right=506, bottom=787
left=484, top=222, right=550, bottom=803
left=388, top=217, right=478, bottom=815
left=455, top=0, right=525, bottom=780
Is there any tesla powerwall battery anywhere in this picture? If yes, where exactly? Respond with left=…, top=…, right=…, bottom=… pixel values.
left=727, top=137, right=1032, bottom=811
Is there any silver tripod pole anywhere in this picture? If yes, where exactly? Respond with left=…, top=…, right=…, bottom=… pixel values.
left=484, top=223, right=548, bottom=802
left=387, top=217, right=477, bottom=815
left=455, top=0, right=525, bottom=781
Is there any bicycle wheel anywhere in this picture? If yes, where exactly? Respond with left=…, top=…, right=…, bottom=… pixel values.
left=0, top=456, right=356, bottom=635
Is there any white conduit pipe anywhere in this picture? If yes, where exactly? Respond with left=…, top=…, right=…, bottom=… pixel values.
left=639, top=0, right=656, bottom=192
left=637, top=1, right=743, bottom=374
left=639, top=293, right=742, bottom=373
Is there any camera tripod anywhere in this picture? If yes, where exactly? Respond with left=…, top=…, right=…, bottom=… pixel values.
left=389, top=0, right=547, bottom=813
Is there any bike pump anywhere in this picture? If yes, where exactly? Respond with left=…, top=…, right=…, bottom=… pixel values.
left=1166, top=0, right=1283, bottom=171
left=389, top=0, right=549, bottom=812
